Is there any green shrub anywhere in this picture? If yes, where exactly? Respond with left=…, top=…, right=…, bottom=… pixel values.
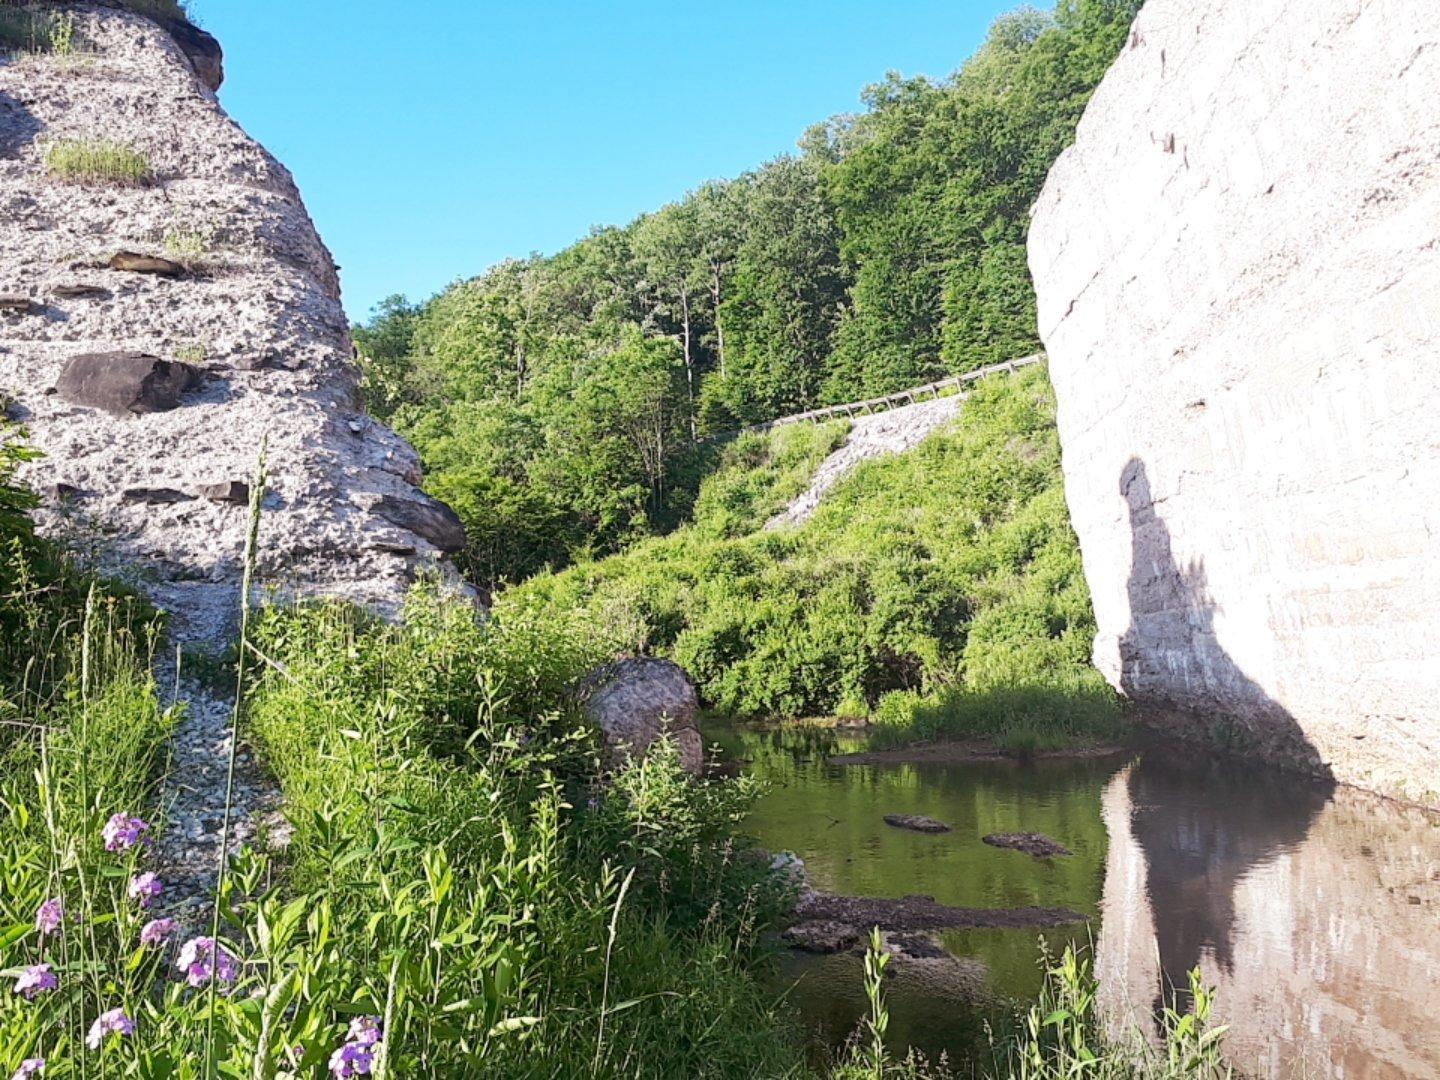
left=503, top=367, right=1123, bottom=746
left=43, top=138, right=151, bottom=186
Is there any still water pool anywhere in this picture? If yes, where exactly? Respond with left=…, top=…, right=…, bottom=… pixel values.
left=703, top=720, right=1440, bottom=1078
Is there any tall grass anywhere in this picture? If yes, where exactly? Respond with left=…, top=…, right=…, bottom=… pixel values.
left=43, top=138, right=151, bottom=187
left=993, top=945, right=1231, bottom=1080
left=0, top=430, right=806, bottom=1076
left=0, top=7, right=58, bottom=54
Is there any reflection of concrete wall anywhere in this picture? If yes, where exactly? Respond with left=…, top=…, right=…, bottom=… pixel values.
left=1095, top=764, right=1159, bottom=1048
left=1098, top=767, right=1440, bottom=1077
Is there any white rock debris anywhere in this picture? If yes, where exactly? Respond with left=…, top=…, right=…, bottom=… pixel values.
left=0, top=6, right=467, bottom=904
left=765, top=393, right=968, bottom=529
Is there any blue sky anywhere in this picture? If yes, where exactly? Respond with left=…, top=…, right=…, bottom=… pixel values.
left=198, top=1, right=1015, bottom=322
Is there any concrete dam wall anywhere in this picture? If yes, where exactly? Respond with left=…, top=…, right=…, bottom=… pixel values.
left=1028, top=0, right=1440, bottom=803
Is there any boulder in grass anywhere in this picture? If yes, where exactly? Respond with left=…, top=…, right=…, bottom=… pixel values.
left=56, top=352, right=198, bottom=416
left=883, top=813, right=951, bottom=834
left=576, top=657, right=703, bottom=774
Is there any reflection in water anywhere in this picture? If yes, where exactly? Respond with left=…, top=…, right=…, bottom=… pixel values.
left=1099, top=751, right=1440, bottom=1078
left=707, top=719, right=1126, bottom=1064
left=712, top=720, right=1440, bottom=1076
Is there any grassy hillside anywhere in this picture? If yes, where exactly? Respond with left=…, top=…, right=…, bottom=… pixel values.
left=501, top=367, right=1121, bottom=748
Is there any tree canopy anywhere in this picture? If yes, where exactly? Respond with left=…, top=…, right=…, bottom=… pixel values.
left=353, top=0, right=1142, bottom=588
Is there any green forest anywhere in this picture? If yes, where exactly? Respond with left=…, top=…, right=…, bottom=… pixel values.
left=356, top=0, right=1143, bottom=589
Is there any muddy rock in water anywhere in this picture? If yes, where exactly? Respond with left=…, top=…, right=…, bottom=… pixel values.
left=783, top=920, right=862, bottom=954
left=983, top=832, right=1072, bottom=858
left=884, top=813, right=951, bottom=834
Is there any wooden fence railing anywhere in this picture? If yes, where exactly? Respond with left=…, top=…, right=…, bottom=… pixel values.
left=711, top=353, right=1046, bottom=442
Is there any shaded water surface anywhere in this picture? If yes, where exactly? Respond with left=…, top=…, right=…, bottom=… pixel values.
left=705, top=721, right=1440, bottom=1078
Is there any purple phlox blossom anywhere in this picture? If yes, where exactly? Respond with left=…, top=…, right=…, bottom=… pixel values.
left=176, top=936, right=239, bottom=988
left=329, top=1041, right=377, bottom=1078
left=33, top=897, right=62, bottom=936
left=14, top=965, right=57, bottom=999
left=10, top=1058, right=44, bottom=1080
left=139, top=917, right=176, bottom=946
left=102, top=813, right=149, bottom=852
left=85, top=1007, right=134, bottom=1049
left=347, top=1016, right=383, bottom=1047
left=127, top=871, right=163, bottom=908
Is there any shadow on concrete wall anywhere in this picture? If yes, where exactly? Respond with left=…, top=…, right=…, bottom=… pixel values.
left=1116, top=457, right=1329, bottom=774
left=1113, top=458, right=1335, bottom=1009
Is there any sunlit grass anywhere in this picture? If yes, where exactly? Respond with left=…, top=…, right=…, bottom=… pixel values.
left=43, top=138, right=152, bottom=186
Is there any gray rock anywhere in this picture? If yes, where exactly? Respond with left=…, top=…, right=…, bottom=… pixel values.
left=109, top=251, right=184, bottom=276
left=123, top=487, right=192, bottom=505
left=157, top=14, right=224, bottom=91
left=373, top=493, right=466, bottom=553
left=199, top=481, right=249, bottom=505
left=577, top=657, right=704, bottom=773
left=55, top=352, right=198, bottom=416
left=884, top=813, right=951, bottom=834
left=782, top=920, right=861, bottom=954
left=49, top=283, right=110, bottom=300
left=766, top=394, right=969, bottom=529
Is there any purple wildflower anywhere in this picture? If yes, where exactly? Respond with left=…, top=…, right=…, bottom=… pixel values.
left=328, top=1041, right=377, bottom=1078
left=33, top=897, right=63, bottom=936
left=139, top=917, right=176, bottom=946
left=127, top=871, right=163, bottom=909
left=85, top=1007, right=134, bottom=1049
left=176, top=936, right=239, bottom=988
left=102, top=813, right=149, bottom=852
left=11, top=1059, right=44, bottom=1080
left=347, top=1016, right=383, bottom=1047
left=13, top=965, right=57, bottom=999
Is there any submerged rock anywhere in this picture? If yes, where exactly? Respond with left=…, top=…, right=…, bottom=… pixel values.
left=798, top=891, right=1082, bottom=932
left=882, top=931, right=948, bottom=960
left=577, top=657, right=704, bottom=774
left=884, top=813, right=951, bottom=834
left=983, top=832, right=1072, bottom=859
